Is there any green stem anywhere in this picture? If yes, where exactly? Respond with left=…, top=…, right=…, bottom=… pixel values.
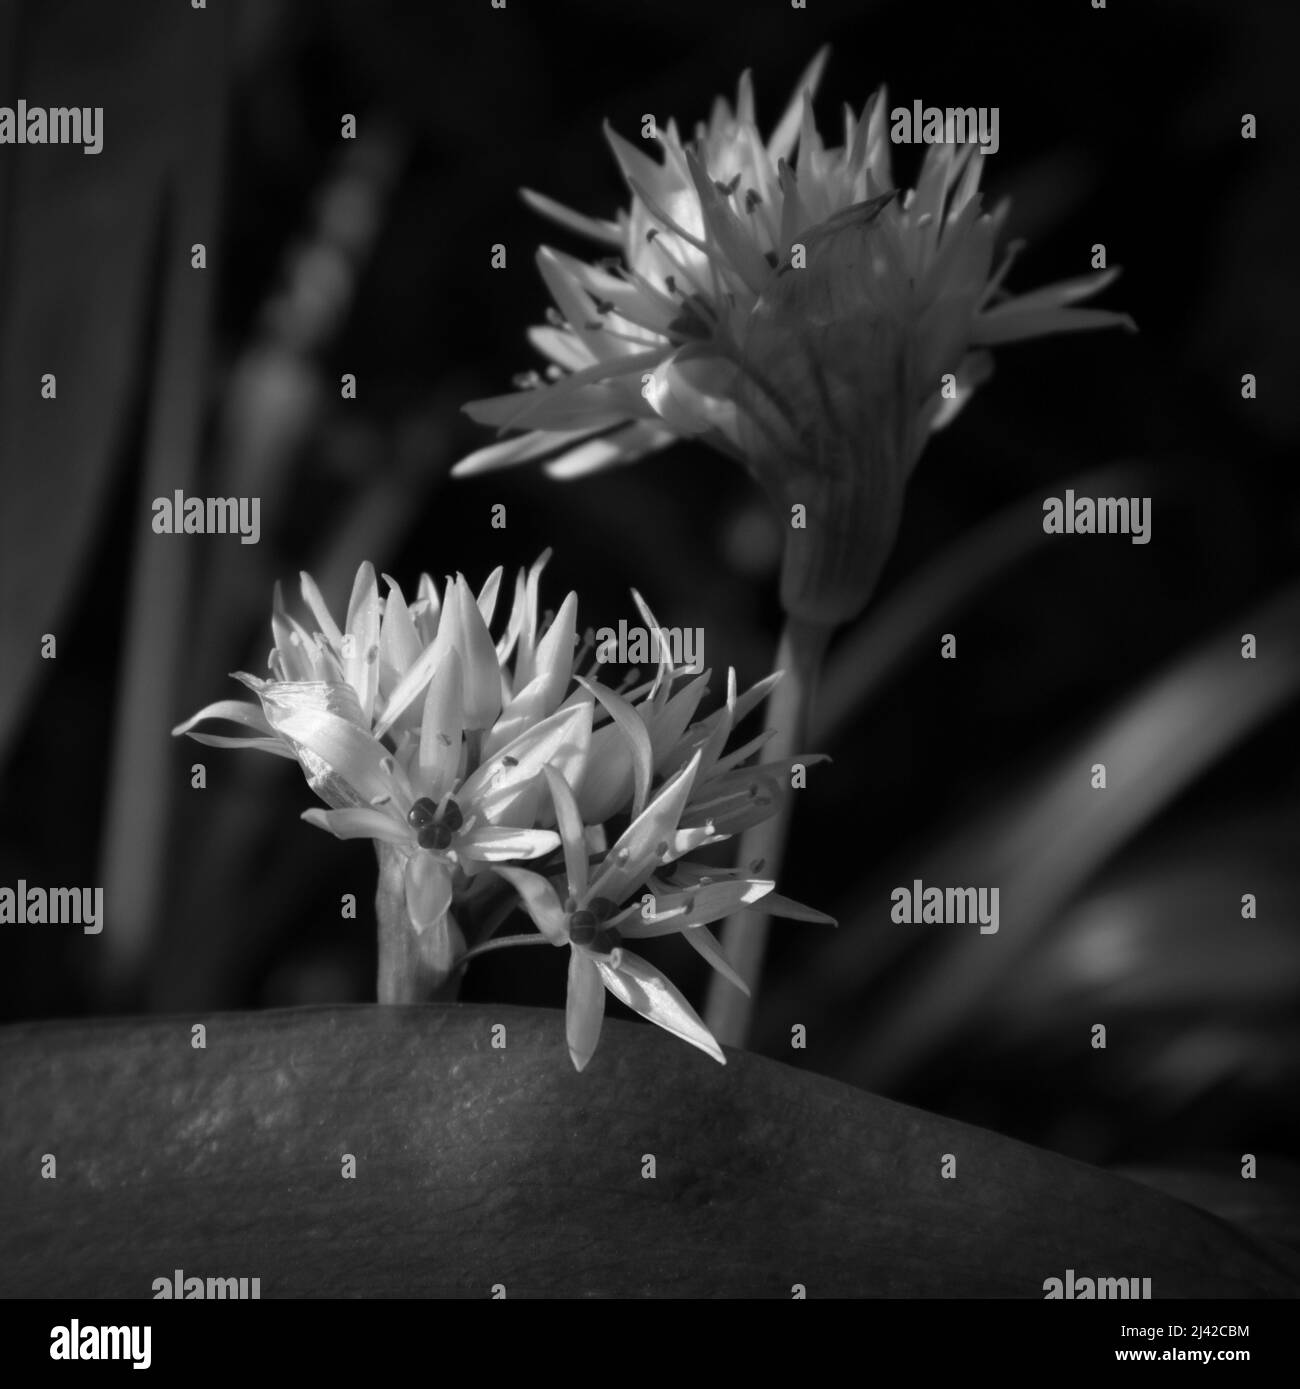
left=704, top=614, right=832, bottom=1048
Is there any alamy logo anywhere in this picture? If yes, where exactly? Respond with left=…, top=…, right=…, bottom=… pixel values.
left=594, top=620, right=703, bottom=672
left=1044, top=1269, right=1152, bottom=1299
left=0, top=102, right=103, bottom=154
left=891, top=879, right=999, bottom=933
left=152, top=1268, right=261, bottom=1299
left=890, top=100, right=999, bottom=155
left=152, top=490, right=261, bottom=545
left=50, top=1322, right=150, bottom=1369
left=1043, top=490, right=1151, bottom=544
left=0, top=881, right=102, bottom=933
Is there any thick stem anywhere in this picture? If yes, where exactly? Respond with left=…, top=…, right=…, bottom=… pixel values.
left=704, top=615, right=832, bottom=1048
left=374, top=842, right=465, bottom=1004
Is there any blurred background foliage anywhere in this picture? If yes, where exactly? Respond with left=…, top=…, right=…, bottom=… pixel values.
left=1, top=0, right=1297, bottom=1238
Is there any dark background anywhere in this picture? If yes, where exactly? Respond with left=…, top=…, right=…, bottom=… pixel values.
left=1, top=0, right=1297, bottom=1234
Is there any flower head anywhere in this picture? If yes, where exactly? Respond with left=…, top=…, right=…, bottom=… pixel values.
left=174, top=555, right=834, bottom=1039
left=496, top=759, right=773, bottom=1070
left=173, top=558, right=591, bottom=972
left=456, top=52, right=1134, bottom=622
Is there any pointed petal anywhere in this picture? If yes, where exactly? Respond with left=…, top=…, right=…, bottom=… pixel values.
left=458, top=826, right=560, bottom=862
left=736, top=68, right=756, bottom=127
left=682, top=925, right=750, bottom=995
left=521, top=186, right=622, bottom=245
left=621, top=876, right=774, bottom=934
left=513, top=549, right=551, bottom=690
left=768, top=45, right=830, bottom=164
left=493, top=866, right=568, bottom=944
left=344, top=562, right=382, bottom=723
left=379, top=576, right=423, bottom=683
left=685, top=150, right=772, bottom=296
left=301, top=806, right=409, bottom=845
left=416, top=648, right=464, bottom=801
left=572, top=721, right=636, bottom=824
left=542, top=764, right=589, bottom=901
left=172, top=698, right=276, bottom=742
left=533, top=591, right=579, bottom=710
left=733, top=670, right=782, bottom=723
left=974, top=302, right=1137, bottom=346
left=567, top=949, right=606, bottom=1071
left=577, top=676, right=652, bottom=818
left=299, top=570, right=345, bottom=649
left=178, top=730, right=299, bottom=757
left=460, top=700, right=594, bottom=825
left=629, top=588, right=674, bottom=697
left=604, top=120, right=669, bottom=197
left=587, top=749, right=702, bottom=904
left=496, top=567, right=529, bottom=669
left=414, top=573, right=442, bottom=645
left=760, top=892, right=837, bottom=925
left=452, top=576, right=504, bottom=730
left=611, top=896, right=691, bottom=938
left=405, top=851, right=453, bottom=934
left=540, top=428, right=665, bottom=478
left=596, top=949, right=725, bottom=1064
left=373, top=640, right=443, bottom=740
left=251, top=681, right=392, bottom=809
left=453, top=426, right=605, bottom=478
left=477, top=566, right=504, bottom=627
left=680, top=766, right=783, bottom=835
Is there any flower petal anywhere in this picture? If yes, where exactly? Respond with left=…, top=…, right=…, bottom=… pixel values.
left=416, top=647, right=464, bottom=802
left=595, top=949, right=725, bottom=1064
left=301, top=806, right=408, bottom=845
left=586, top=749, right=702, bottom=905
left=542, top=765, right=589, bottom=902
left=492, top=866, right=568, bottom=944
left=171, top=698, right=295, bottom=758
left=567, top=949, right=606, bottom=1071
left=458, top=826, right=560, bottom=862
left=767, top=45, right=830, bottom=164
left=460, top=700, right=593, bottom=826
left=379, top=576, right=423, bottom=686
left=299, top=570, right=345, bottom=650
left=521, top=186, right=622, bottom=245
left=621, top=876, right=773, bottom=935
left=250, top=681, right=392, bottom=808
left=344, top=561, right=381, bottom=724
left=682, top=925, right=750, bottom=995
left=540, top=422, right=674, bottom=478
left=577, top=676, right=652, bottom=819
left=405, top=851, right=453, bottom=934
left=450, top=576, right=503, bottom=731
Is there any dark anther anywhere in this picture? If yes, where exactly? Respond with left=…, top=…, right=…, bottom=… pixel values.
left=407, top=797, right=438, bottom=830
left=591, top=926, right=622, bottom=955
left=418, top=823, right=454, bottom=851
left=569, top=909, right=598, bottom=945
left=588, top=896, right=618, bottom=923
left=440, top=798, right=464, bottom=833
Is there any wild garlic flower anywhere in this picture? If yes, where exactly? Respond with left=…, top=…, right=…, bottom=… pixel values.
left=173, top=557, right=590, bottom=988
left=497, top=762, right=782, bottom=1070
left=174, top=554, right=832, bottom=1046
left=456, top=51, right=1134, bottom=622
